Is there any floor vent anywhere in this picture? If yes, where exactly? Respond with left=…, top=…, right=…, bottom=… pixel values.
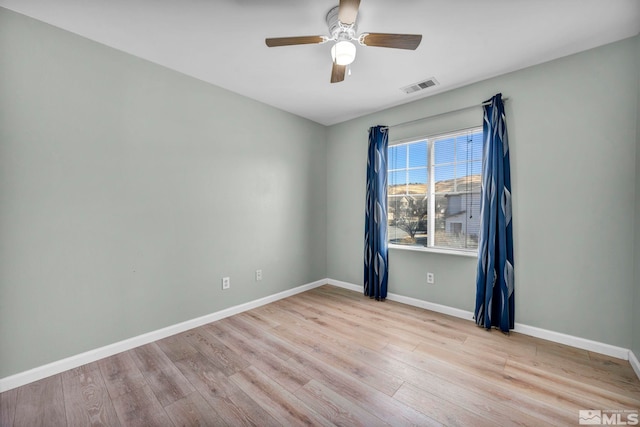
left=401, top=78, right=439, bottom=94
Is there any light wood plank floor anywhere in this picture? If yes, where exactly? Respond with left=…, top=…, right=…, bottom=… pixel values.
left=1, top=285, right=639, bottom=426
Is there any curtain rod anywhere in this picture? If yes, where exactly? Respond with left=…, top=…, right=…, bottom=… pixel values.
left=386, top=97, right=509, bottom=130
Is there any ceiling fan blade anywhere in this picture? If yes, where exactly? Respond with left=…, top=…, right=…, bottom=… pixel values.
left=338, top=0, right=361, bottom=25
left=265, top=36, right=325, bottom=47
left=331, top=63, right=346, bottom=83
left=361, top=33, right=422, bottom=50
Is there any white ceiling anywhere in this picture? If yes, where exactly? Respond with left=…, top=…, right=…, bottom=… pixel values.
left=1, top=0, right=639, bottom=126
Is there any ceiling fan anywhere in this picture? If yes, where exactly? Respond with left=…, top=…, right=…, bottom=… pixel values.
left=265, top=0, right=422, bottom=83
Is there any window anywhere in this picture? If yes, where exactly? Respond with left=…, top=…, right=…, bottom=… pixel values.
left=388, top=127, right=482, bottom=252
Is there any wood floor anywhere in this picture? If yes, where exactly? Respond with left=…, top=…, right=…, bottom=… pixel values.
left=1, top=285, right=639, bottom=426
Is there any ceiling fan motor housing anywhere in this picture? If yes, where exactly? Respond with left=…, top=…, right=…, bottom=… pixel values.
left=326, top=5, right=357, bottom=41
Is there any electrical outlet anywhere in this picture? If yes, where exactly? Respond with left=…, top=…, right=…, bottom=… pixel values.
left=222, top=277, right=230, bottom=290
left=427, top=272, right=435, bottom=284
left=255, top=269, right=263, bottom=281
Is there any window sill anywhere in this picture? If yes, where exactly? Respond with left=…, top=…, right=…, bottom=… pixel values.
left=389, top=243, right=478, bottom=258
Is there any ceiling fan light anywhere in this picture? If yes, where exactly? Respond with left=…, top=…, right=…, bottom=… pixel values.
left=331, top=40, right=356, bottom=65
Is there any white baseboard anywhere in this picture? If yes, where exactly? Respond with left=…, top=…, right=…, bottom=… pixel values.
left=388, top=292, right=475, bottom=321
left=328, top=279, right=636, bottom=367
left=327, top=279, right=475, bottom=320
left=327, top=278, right=362, bottom=293
left=3, top=277, right=638, bottom=392
left=0, top=279, right=328, bottom=392
left=511, top=323, right=630, bottom=360
left=630, top=350, right=640, bottom=380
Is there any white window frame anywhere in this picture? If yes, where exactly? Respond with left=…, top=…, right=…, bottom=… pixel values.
left=388, top=126, right=482, bottom=257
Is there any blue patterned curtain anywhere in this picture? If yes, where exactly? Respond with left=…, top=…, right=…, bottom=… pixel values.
left=364, top=125, right=389, bottom=300
left=474, top=93, right=514, bottom=332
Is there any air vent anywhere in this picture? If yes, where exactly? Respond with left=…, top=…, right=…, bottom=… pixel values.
left=401, top=78, right=439, bottom=94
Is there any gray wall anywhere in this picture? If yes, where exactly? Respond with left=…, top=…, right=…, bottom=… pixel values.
left=0, top=9, right=327, bottom=378
left=634, top=36, right=640, bottom=360
left=327, top=36, right=640, bottom=349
